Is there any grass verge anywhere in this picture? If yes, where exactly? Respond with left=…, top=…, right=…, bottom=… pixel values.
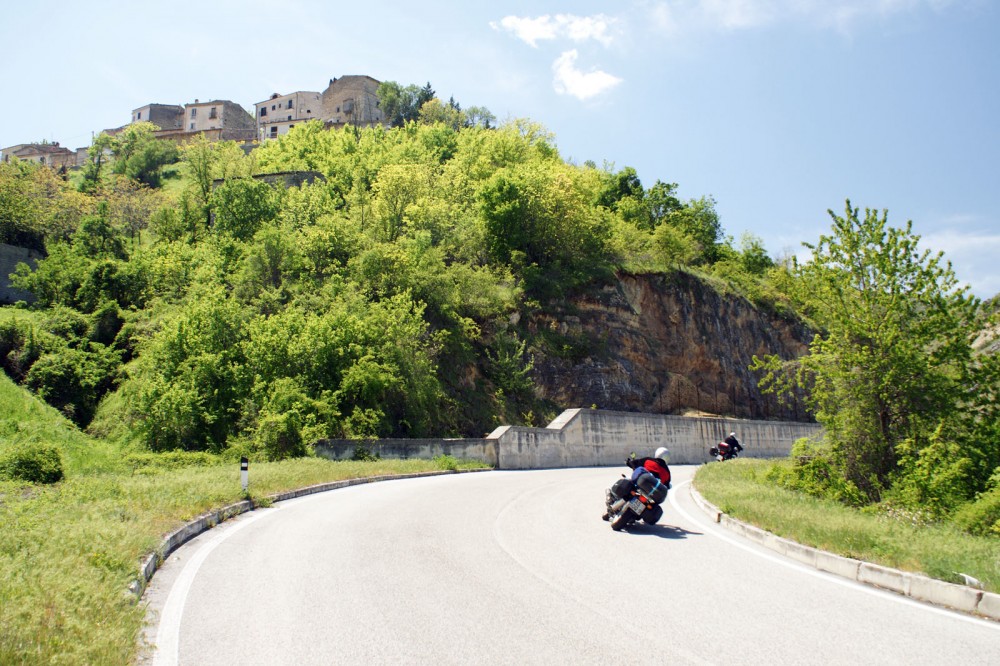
left=694, top=459, right=999, bottom=593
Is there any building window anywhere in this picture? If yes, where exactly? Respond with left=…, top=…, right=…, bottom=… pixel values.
left=306, top=109, right=311, bottom=114
left=287, top=115, right=292, bottom=121
left=137, top=111, right=142, bottom=119
left=269, top=127, right=278, bottom=138
left=271, top=105, right=276, bottom=111
left=191, top=108, right=197, bottom=118
left=287, top=100, right=293, bottom=109
left=209, top=107, right=217, bottom=119
left=289, top=125, right=294, bottom=130
left=260, top=108, right=267, bottom=117
left=190, top=123, right=195, bottom=130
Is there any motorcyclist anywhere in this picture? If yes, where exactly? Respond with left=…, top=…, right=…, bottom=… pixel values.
left=717, top=432, right=743, bottom=460
left=603, top=447, right=671, bottom=521
left=627, top=446, right=672, bottom=487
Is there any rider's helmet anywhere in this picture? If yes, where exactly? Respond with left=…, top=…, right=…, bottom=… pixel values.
left=729, top=432, right=736, bottom=439
left=654, top=446, right=669, bottom=462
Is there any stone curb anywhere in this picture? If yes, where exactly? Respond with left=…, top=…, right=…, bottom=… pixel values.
left=688, top=485, right=999, bottom=622
left=129, top=468, right=487, bottom=599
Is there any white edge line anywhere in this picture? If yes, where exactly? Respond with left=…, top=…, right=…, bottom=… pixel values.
left=152, top=509, right=274, bottom=666
left=669, top=479, right=1000, bottom=631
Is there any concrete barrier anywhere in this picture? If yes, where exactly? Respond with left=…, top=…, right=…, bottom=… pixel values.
left=488, top=408, right=821, bottom=469
left=314, top=409, right=820, bottom=470
left=315, top=437, right=499, bottom=467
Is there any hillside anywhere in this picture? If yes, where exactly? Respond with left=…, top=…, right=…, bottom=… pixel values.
left=527, top=271, right=811, bottom=420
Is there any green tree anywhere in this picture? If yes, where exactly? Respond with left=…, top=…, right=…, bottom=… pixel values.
left=210, top=178, right=281, bottom=241
left=79, top=132, right=115, bottom=193
left=110, top=122, right=179, bottom=188
left=753, top=201, right=988, bottom=502
left=663, top=196, right=723, bottom=264
left=377, top=81, right=423, bottom=128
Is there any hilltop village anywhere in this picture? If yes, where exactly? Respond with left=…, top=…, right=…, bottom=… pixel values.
left=0, top=75, right=384, bottom=168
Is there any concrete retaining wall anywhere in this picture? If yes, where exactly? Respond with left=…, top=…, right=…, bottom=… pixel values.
left=314, top=438, right=499, bottom=468
left=314, top=409, right=821, bottom=470
left=487, top=408, right=821, bottom=469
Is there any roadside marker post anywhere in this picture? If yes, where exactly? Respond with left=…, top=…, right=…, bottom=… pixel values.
left=240, top=457, right=249, bottom=492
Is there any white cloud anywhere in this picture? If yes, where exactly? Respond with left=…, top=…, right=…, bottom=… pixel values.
left=919, top=226, right=1000, bottom=298
left=552, top=50, right=623, bottom=100
left=491, top=14, right=618, bottom=47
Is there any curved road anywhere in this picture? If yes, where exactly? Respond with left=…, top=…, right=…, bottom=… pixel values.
left=141, top=466, right=1000, bottom=665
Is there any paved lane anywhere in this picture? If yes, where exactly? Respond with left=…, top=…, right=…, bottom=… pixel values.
left=141, top=466, right=1000, bottom=665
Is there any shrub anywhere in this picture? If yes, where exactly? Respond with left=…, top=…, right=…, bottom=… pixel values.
left=0, top=441, right=64, bottom=483
left=352, top=445, right=380, bottom=462
left=255, top=410, right=307, bottom=461
left=434, top=454, right=459, bottom=471
left=952, top=485, right=1000, bottom=537
left=774, top=437, right=866, bottom=507
left=123, top=450, right=222, bottom=473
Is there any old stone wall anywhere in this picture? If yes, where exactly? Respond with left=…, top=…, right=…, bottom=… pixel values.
left=321, top=76, right=384, bottom=127
left=0, top=243, right=39, bottom=304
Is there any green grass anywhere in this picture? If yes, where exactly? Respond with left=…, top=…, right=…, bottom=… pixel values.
left=0, top=375, right=489, bottom=665
left=694, top=459, right=1000, bottom=592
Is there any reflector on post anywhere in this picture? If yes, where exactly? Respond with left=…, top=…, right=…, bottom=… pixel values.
left=240, top=456, right=249, bottom=492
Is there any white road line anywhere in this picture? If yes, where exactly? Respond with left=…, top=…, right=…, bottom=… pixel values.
left=669, top=479, right=1000, bottom=630
left=151, top=510, right=274, bottom=666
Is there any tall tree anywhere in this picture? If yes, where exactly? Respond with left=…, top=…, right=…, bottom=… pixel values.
left=753, top=201, right=988, bottom=501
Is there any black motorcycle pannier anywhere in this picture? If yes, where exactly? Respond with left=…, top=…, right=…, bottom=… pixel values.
left=610, top=478, right=633, bottom=500
left=635, top=473, right=668, bottom=504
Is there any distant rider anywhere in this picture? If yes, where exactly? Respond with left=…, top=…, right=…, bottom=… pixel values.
left=717, top=432, right=743, bottom=460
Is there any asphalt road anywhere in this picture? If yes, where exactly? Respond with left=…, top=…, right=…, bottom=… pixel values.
left=141, top=466, right=1000, bottom=665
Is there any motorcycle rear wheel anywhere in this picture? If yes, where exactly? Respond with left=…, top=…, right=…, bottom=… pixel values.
left=610, top=509, right=631, bottom=531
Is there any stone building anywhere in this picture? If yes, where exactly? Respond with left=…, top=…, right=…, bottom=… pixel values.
left=128, top=99, right=256, bottom=143
left=254, top=91, right=322, bottom=141
left=320, top=75, right=385, bottom=129
left=0, top=142, right=76, bottom=169
left=131, top=104, right=184, bottom=130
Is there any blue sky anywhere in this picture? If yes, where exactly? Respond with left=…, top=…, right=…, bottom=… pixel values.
left=2, top=0, right=997, bottom=297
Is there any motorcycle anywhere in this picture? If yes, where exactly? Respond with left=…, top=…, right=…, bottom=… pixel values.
left=603, top=459, right=669, bottom=531
left=709, top=443, right=740, bottom=462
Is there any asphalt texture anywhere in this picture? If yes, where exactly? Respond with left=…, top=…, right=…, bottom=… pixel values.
left=140, top=466, right=1000, bottom=665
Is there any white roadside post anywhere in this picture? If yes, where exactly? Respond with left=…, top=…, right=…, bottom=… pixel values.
left=240, top=456, right=249, bottom=492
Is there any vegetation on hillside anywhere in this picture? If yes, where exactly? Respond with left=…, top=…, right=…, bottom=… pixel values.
left=2, top=111, right=783, bottom=461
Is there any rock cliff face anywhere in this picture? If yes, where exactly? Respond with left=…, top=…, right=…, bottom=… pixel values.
left=525, top=271, right=813, bottom=421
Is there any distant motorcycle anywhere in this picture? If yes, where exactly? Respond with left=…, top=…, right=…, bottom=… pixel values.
left=709, top=443, right=740, bottom=462
left=603, top=458, right=669, bottom=531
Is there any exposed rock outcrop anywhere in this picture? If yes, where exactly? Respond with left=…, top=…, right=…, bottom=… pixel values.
left=526, top=271, right=813, bottom=421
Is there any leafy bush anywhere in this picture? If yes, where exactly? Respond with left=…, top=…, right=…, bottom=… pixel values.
left=0, top=441, right=64, bottom=483
left=352, top=445, right=380, bottom=462
left=123, top=450, right=222, bottom=473
left=434, top=454, right=459, bottom=471
left=254, top=410, right=307, bottom=461
left=952, top=482, right=1000, bottom=537
left=766, top=437, right=866, bottom=507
